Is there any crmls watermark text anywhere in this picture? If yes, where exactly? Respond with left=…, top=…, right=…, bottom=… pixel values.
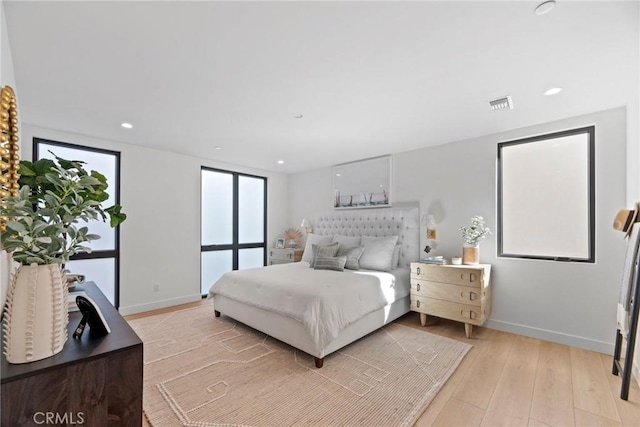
left=32, top=412, right=85, bottom=425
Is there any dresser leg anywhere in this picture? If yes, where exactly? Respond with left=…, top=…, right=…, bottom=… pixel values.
left=420, top=313, right=427, bottom=326
left=464, top=323, right=473, bottom=338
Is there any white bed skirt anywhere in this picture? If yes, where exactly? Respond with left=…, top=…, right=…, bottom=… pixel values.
left=213, top=295, right=410, bottom=360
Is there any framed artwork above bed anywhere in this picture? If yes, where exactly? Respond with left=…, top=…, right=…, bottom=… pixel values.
left=332, top=155, right=392, bottom=209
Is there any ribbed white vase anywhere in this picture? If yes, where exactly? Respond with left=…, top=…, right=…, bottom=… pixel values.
left=3, top=263, right=69, bottom=364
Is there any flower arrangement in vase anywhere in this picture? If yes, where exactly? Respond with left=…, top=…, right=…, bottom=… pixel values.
left=459, top=216, right=491, bottom=265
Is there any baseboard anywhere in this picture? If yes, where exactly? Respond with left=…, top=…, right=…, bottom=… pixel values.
left=485, top=319, right=614, bottom=355
left=118, top=294, right=203, bottom=316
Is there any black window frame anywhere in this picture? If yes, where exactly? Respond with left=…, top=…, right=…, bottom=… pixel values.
left=200, top=167, right=267, bottom=295
left=497, top=126, right=596, bottom=263
left=33, top=138, right=122, bottom=306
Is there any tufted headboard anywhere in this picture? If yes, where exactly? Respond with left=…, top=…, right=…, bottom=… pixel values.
left=313, top=203, right=420, bottom=269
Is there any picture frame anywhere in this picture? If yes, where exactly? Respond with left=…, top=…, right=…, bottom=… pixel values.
left=275, top=238, right=285, bottom=249
left=333, top=155, right=392, bottom=209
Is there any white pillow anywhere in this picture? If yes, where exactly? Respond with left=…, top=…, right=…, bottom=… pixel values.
left=337, top=245, right=365, bottom=270
left=301, top=234, right=333, bottom=263
left=332, top=235, right=361, bottom=249
left=359, top=235, right=399, bottom=271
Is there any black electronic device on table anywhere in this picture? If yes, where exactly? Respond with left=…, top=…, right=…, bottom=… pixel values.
left=73, top=295, right=111, bottom=339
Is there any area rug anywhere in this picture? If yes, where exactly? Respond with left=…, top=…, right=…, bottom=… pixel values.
left=128, top=304, right=471, bottom=427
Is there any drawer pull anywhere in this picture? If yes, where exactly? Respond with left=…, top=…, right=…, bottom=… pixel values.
left=417, top=283, right=421, bottom=292
left=416, top=267, right=421, bottom=275
left=460, top=272, right=477, bottom=283
left=270, top=251, right=273, bottom=257
left=460, top=310, right=477, bottom=320
left=461, top=291, right=477, bottom=301
left=416, top=300, right=420, bottom=308
left=288, top=253, right=292, bottom=259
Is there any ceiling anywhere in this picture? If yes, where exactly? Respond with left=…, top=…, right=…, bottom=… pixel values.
left=4, top=1, right=639, bottom=174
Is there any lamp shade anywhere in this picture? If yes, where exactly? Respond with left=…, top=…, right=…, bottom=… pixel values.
left=421, top=214, right=436, bottom=226
left=301, top=218, right=312, bottom=233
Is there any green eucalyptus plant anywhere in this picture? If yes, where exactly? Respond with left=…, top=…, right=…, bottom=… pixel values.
left=0, top=154, right=126, bottom=265
left=460, top=215, right=492, bottom=246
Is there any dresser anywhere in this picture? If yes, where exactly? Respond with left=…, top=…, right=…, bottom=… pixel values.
left=410, top=262, right=491, bottom=338
left=269, top=248, right=303, bottom=265
left=1, top=282, right=143, bottom=426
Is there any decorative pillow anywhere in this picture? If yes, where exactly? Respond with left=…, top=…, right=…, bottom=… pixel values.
left=332, top=235, right=361, bottom=249
left=337, top=245, right=365, bottom=270
left=391, top=244, right=401, bottom=268
left=309, top=242, right=340, bottom=268
left=301, top=234, right=333, bottom=263
left=359, top=235, right=399, bottom=271
left=313, top=255, right=347, bottom=272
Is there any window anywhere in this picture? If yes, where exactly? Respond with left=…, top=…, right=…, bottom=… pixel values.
left=34, top=138, right=122, bottom=305
left=497, top=126, right=595, bottom=262
left=200, top=167, right=267, bottom=295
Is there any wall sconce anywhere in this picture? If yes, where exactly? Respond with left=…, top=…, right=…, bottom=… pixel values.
left=421, top=214, right=437, bottom=254
left=301, top=218, right=313, bottom=234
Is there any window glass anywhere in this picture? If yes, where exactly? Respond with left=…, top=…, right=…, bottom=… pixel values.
left=238, top=248, right=265, bottom=270
left=38, top=143, right=117, bottom=252
left=201, top=170, right=233, bottom=245
left=65, top=258, right=116, bottom=305
left=35, top=138, right=121, bottom=306
left=497, top=126, right=595, bottom=262
left=200, top=168, right=267, bottom=296
left=238, top=176, right=265, bottom=244
left=201, top=250, right=232, bottom=295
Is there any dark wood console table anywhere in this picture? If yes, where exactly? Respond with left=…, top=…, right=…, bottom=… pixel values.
left=1, top=282, right=143, bottom=426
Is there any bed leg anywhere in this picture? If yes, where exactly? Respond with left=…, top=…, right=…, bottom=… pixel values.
left=314, top=357, right=324, bottom=368
left=214, top=310, right=220, bottom=317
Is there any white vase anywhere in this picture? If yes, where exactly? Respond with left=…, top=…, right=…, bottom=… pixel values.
left=3, top=263, right=69, bottom=364
left=462, top=244, right=480, bottom=265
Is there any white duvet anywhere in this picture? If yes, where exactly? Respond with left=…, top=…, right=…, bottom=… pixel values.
left=208, top=262, right=409, bottom=348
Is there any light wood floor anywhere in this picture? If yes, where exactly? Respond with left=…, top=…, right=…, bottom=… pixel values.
left=127, top=300, right=640, bottom=427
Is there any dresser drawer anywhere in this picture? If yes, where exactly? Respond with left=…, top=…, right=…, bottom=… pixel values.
left=410, top=262, right=488, bottom=288
left=269, top=248, right=302, bottom=262
left=269, top=258, right=293, bottom=265
left=410, top=295, right=487, bottom=326
left=410, top=279, right=487, bottom=307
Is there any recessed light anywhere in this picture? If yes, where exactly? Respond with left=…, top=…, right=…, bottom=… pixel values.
left=120, top=122, right=133, bottom=129
left=544, top=87, right=563, bottom=96
left=277, top=160, right=284, bottom=164
left=214, top=146, right=222, bottom=150
left=535, top=0, right=556, bottom=15
left=293, top=114, right=303, bottom=119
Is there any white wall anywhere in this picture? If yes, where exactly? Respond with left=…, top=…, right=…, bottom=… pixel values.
left=21, top=125, right=289, bottom=315
left=289, top=107, right=627, bottom=354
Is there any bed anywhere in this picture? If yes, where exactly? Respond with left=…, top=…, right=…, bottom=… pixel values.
left=208, top=204, right=420, bottom=368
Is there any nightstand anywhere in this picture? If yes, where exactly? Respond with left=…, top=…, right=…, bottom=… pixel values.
left=269, top=248, right=303, bottom=265
left=409, top=262, right=491, bottom=338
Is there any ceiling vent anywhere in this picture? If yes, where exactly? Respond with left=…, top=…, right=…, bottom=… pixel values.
left=489, top=95, right=514, bottom=111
